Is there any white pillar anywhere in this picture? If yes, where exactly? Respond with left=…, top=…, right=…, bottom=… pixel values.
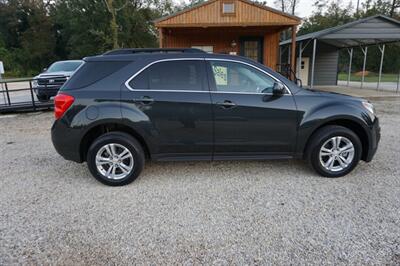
left=347, top=48, right=353, bottom=87
left=297, top=42, right=303, bottom=77
left=377, top=44, right=385, bottom=91
left=361, top=46, right=368, bottom=89
left=310, top=39, right=317, bottom=89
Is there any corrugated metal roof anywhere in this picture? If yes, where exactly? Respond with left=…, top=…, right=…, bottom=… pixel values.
left=280, top=15, right=400, bottom=48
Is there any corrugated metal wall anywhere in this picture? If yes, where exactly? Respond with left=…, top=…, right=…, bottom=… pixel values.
left=302, top=42, right=339, bottom=86
left=280, top=41, right=339, bottom=86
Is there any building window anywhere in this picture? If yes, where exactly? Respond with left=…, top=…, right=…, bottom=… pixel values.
left=192, top=46, right=214, bottom=53
left=222, top=2, right=235, bottom=15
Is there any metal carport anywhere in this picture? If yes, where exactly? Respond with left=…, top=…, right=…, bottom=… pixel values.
left=280, top=15, right=400, bottom=90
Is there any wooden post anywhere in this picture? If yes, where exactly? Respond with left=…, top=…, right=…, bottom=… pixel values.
left=159, top=28, right=163, bottom=48
left=290, top=25, right=297, bottom=81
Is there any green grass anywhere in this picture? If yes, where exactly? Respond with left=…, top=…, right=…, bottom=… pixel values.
left=338, top=72, right=399, bottom=82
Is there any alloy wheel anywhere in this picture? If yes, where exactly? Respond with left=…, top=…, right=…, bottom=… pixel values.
left=95, top=143, right=134, bottom=180
left=319, top=136, right=355, bottom=172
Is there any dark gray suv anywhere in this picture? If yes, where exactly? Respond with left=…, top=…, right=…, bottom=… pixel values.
left=51, top=49, right=380, bottom=186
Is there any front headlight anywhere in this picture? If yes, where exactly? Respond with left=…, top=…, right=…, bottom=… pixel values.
left=32, top=79, right=38, bottom=88
left=362, top=101, right=375, bottom=115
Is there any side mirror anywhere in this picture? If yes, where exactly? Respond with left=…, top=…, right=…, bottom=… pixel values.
left=272, top=82, right=285, bottom=95
left=43, top=68, right=47, bottom=72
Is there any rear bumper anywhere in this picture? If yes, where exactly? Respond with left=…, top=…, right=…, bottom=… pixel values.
left=365, top=117, right=380, bottom=162
left=51, top=119, right=83, bottom=163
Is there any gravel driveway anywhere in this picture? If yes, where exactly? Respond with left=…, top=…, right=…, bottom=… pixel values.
left=0, top=99, right=399, bottom=265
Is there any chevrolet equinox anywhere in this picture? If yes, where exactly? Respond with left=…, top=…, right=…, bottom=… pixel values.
left=51, top=48, right=380, bottom=186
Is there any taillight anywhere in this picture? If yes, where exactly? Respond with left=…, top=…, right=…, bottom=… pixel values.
left=54, top=93, right=74, bottom=120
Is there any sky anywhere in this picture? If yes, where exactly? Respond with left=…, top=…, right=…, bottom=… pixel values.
left=174, top=0, right=364, bottom=18
left=293, top=0, right=361, bottom=17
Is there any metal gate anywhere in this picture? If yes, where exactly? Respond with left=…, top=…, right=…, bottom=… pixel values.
left=0, top=78, right=53, bottom=113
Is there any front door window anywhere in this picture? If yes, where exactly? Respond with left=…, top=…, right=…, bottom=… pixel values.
left=210, top=61, right=276, bottom=94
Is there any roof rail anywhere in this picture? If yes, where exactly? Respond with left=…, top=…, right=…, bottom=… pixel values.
left=103, top=48, right=206, bottom=55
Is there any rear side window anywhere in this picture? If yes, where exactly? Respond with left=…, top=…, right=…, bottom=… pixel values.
left=129, top=60, right=205, bottom=91
left=63, top=61, right=130, bottom=90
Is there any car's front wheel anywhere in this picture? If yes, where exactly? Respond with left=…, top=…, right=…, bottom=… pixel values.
left=308, top=125, right=362, bottom=177
left=87, top=132, right=145, bottom=186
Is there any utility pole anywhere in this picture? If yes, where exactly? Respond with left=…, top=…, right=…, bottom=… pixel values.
left=356, top=0, right=360, bottom=15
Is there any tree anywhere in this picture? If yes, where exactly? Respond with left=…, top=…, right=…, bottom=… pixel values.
left=0, top=0, right=57, bottom=76
left=299, top=0, right=354, bottom=35
left=102, top=0, right=174, bottom=49
left=390, top=0, right=400, bottom=17
left=103, top=0, right=121, bottom=49
left=274, top=0, right=300, bottom=15
left=51, top=0, right=112, bottom=58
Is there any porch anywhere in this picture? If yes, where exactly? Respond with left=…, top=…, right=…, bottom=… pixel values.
left=155, top=0, right=300, bottom=72
left=159, top=26, right=283, bottom=70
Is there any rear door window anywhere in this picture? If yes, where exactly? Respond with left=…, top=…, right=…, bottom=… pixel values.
left=63, top=61, right=130, bottom=90
left=129, top=60, right=206, bottom=91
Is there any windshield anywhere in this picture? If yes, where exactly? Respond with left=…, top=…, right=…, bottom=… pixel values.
left=47, top=61, right=83, bottom=73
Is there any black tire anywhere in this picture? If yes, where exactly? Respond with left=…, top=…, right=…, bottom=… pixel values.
left=86, top=132, right=145, bottom=186
left=307, top=125, right=362, bottom=178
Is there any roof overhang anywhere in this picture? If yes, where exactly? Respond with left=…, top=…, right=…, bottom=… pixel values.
left=155, top=0, right=301, bottom=28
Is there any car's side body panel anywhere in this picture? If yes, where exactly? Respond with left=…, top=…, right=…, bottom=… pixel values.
left=52, top=90, right=123, bottom=162
left=292, top=89, right=380, bottom=160
left=120, top=90, right=214, bottom=160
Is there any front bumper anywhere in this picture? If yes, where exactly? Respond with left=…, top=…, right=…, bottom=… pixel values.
left=365, top=117, right=380, bottom=162
left=35, top=85, right=62, bottom=98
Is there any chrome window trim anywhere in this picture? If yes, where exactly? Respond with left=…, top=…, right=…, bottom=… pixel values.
left=124, top=57, right=292, bottom=95
left=126, top=89, right=209, bottom=93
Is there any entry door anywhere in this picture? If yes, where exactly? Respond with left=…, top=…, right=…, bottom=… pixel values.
left=121, top=59, right=213, bottom=160
left=206, top=60, right=298, bottom=157
left=297, top=57, right=310, bottom=86
left=240, top=37, right=263, bottom=64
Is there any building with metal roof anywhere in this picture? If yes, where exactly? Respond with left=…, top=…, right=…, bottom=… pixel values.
left=280, top=15, right=400, bottom=89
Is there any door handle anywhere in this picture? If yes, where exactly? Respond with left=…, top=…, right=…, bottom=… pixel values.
left=216, top=100, right=236, bottom=109
left=133, top=96, right=154, bottom=105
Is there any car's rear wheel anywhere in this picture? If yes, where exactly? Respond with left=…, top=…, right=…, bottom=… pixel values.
left=87, top=132, right=145, bottom=186
left=307, top=125, right=362, bottom=177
